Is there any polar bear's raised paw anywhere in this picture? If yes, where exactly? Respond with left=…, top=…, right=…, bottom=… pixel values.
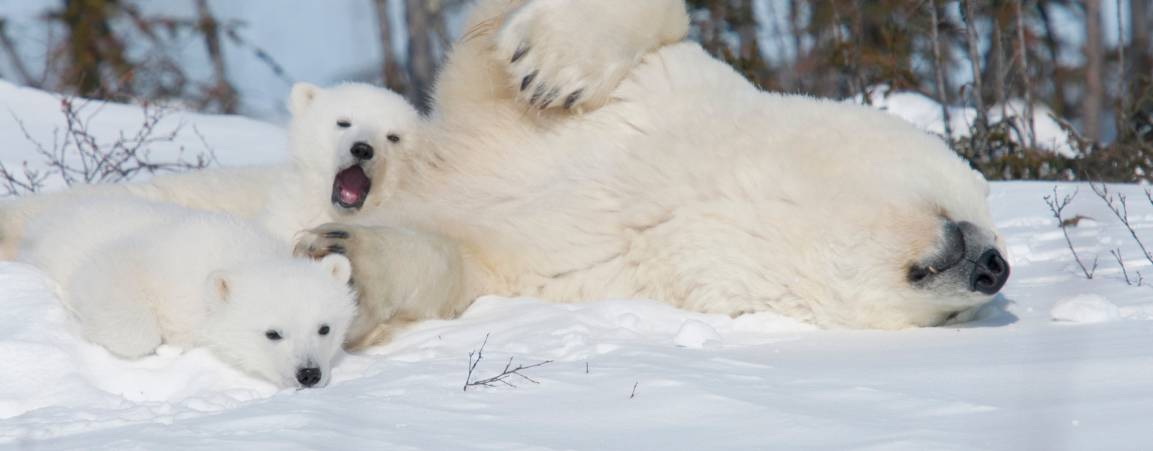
left=496, top=0, right=689, bottom=111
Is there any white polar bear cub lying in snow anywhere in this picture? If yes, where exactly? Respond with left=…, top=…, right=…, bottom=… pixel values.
left=19, top=199, right=356, bottom=389
left=0, top=82, right=420, bottom=256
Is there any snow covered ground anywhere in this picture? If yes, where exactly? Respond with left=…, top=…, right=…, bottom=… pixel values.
left=2, top=84, right=1153, bottom=451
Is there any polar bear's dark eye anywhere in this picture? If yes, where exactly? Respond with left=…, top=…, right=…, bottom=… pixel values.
left=387, top=134, right=400, bottom=143
left=337, top=120, right=352, bottom=129
left=318, top=325, right=330, bottom=336
left=265, top=330, right=282, bottom=341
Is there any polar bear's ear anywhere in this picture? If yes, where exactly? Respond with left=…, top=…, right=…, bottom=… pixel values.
left=207, top=271, right=233, bottom=304
left=289, top=82, right=320, bottom=115
left=319, top=254, right=353, bottom=285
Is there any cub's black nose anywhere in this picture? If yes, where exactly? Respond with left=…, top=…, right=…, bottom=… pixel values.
left=296, top=367, right=322, bottom=387
left=350, top=142, right=374, bottom=161
left=969, top=249, right=1010, bottom=295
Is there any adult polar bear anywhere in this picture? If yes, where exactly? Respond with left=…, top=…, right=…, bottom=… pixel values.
left=295, top=0, right=1011, bottom=341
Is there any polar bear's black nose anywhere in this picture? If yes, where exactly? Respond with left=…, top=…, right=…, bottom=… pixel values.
left=296, top=367, right=322, bottom=387
left=969, top=249, right=1009, bottom=295
left=350, top=142, right=374, bottom=161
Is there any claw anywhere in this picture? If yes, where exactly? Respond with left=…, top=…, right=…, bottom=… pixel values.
left=539, top=87, right=560, bottom=109
left=326, top=244, right=346, bottom=255
left=511, top=43, right=530, bottom=63
left=323, top=230, right=350, bottom=239
left=530, top=84, right=547, bottom=105
left=521, top=70, right=538, bottom=92
left=564, top=89, right=583, bottom=109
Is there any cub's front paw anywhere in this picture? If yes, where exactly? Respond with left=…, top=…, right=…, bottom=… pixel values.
left=294, top=224, right=356, bottom=261
left=497, top=0, right=642, bottom=111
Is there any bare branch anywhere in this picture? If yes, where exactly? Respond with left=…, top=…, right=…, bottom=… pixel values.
left=1, top=94, right=215, bottom=197
left=1111, top=248, right=1133, bottom=285
left=1043, top=186, right=1098, bottom=279
left=463, top=334, right=553, bottom=391
left=1090, top=181, right=1153, bottom=267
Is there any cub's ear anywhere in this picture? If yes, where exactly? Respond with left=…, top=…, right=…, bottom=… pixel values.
left=319, top=253, right=353, bottom=285
left=207, top=271, right=232, bottom=304
left=289, top=82, right=321, bottom=115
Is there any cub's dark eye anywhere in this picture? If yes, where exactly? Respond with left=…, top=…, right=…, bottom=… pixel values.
left=387, top=134, right=400, bottom=143
left=318, top=325, right=330, bottom=336
left=265, top=330, right=282, bottom=341
left=907, top=266, right=930, bottom=283
left=337, top=120, right=352, bottom=128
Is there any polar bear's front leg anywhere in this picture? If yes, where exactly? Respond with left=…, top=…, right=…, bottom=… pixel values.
left=294, top=223, right=475, bottom=350
left=497, top=0, right=689, bottom=111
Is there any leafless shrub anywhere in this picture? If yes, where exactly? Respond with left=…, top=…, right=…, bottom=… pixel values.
left=1110, top=248, right=1141, bottom=286
left=1043, top=187, right=1098, bottom=279
left=462, top=334, right=553, bottom=391
left=0, top=95, right=216, bottom=197
left=1090, top=181, right=1153, bottom=268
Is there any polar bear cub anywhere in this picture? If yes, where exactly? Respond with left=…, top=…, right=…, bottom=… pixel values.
left=259, top=82, right=421, bottom=242
left=20, top=199, right=356, bottom=388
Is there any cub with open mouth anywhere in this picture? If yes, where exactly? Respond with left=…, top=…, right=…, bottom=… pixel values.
left=260, top=82, right=420, bottom=242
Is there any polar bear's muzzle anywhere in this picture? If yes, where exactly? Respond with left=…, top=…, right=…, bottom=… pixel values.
left=332, top=163, right=372, bottom=210
left=907, top=220, right=1010, bottom=297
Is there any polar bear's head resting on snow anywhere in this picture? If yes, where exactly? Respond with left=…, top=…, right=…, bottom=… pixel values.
left=201, top=254, right=356, bottom=388
left=287, top=82, right=420, bottom=213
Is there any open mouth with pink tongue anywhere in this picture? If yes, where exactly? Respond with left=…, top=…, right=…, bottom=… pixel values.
left=331, top=165, right=372, bottom=210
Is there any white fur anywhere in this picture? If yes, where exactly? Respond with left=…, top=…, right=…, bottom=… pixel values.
left=259, top=82, right=420, bottom=241
left=0, top=166, right=283, bottom=258
left=0, top=83, right=419, bottom=254
left=19, top=199, right=356, bottom=388
left=3, top=0, right=1008, bottom=341
left=348, top=0, right=1005, bottom=330
left=496, top=0, right=689, bottom=110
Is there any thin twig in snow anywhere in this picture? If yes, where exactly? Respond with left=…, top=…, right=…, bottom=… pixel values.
left=1111, top=248, right=1133, bottom=285
left=1090, top=182, right=1153, bottom=267
left=462, top=334, right=552, bottom=391
left=1043, top=187, right=1098, bottom=279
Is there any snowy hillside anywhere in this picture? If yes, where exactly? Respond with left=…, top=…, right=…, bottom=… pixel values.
left=2, top=85, right=1153, bottom=450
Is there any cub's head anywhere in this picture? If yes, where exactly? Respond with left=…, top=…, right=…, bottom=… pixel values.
left=798, top=107, right=1010, bottom=328
left=287, top=82, right=420, bottom=214
left=201, top=254, right=356, bottom=389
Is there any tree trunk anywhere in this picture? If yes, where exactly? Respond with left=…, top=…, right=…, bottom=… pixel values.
left=1083, top=0, right=1104, bottom=141
left=735, top=0, right=757, bottom=62
left=1131, top=0, right=1151, bottom=87
left=62, top=0, right=119, bottom=96
left=194, top=0, right=237, bottom=113
left=372, top=0, right=407, bottom=94
left=928, top=0, right=953, bottom=140
left=963, top=0, right=990, bottom=158
left=1016, top=0, right=1036, bottom=148
left=405, top=0, right=435, bottom=112
left=1037, top=1, right=1070, bottom=116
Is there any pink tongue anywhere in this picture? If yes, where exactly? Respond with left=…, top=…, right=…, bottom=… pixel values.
left=340, top=186, right=360, bottom=205
left=334, top=166, right=370, bottom=205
